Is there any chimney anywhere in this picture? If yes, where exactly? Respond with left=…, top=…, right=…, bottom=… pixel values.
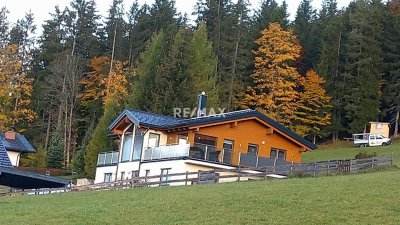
left=4, top=131, right=17, bottom=140
left=197, top=92, right=207, bottom=117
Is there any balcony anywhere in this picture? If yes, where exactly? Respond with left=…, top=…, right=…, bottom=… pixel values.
left=97, top=151, right=119, bottom=166
left=142, top=144, right=190, bottom=160
left=142, top=143, right=233, bottom=164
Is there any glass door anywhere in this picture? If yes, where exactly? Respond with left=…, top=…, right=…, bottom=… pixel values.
left=222, top=139, right=234, bottom=164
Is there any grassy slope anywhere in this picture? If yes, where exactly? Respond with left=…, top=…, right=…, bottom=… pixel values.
left=303, top=141, right=400, bottom=165
left=1, top=171, right=400, bottom=225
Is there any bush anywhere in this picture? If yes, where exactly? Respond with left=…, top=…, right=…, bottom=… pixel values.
left=355, top=151, right=377, bottom=159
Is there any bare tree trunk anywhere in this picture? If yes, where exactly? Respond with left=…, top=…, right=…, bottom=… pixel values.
left=227, top=0, right=243, bottom=112
left=395, top=105, right=399, bottom=138
left=110, top=23, right=117, bottom=73
left=44, top=111, right=52, bottom=152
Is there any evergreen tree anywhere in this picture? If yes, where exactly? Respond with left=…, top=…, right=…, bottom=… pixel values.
left=47, top=128, right=64, bottom=169
left=104, top=0, right=127, bottom=61
left=128, top=32, right=168, bottom=112
left=344, top=0, right=384, bottom=132
left=382, top=0, right=400, bottom=136
left=293, top=0, right=319, bottom=73
left=0, top=7, right=9, bottom=46
left=188, top=22, right=219, bottom=109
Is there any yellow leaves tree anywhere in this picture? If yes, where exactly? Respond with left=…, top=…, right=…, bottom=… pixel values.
left=241, top=22, right=301, bottom=126
left=0, top=44, right=35, bottom=131
left=80, top=56, right=110, bottom=107
left=295, top=70, right=332, bottom=142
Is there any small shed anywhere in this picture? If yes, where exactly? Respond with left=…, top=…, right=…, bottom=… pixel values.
left=370, top=122, right=390, bottom=138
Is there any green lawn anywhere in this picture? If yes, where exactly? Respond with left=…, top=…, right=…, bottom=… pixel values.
left=303, top=141, right=400, bottom=165
left=1, top=171, right=400, bottom=225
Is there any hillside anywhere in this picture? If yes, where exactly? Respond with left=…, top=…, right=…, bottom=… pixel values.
left=1, top=170, right=400, bottom=225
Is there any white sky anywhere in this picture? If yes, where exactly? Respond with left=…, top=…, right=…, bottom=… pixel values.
left=0, top=0, right=353, bottom=35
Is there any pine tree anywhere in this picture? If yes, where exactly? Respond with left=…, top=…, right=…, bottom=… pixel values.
left=241, top=23, right=301, bottom=126
left=295, top=70, right=332, bottom=141
left=188, top=22, right=219, bottom=109
left=104, top=0, right=127, bottom=61
left=128, top=32, right=168, bottom=112
left=47, top=128, right=64, bottom=169
left=382, top=0, right=400, bottom=136
left=344, top=0, right=384, bottom=132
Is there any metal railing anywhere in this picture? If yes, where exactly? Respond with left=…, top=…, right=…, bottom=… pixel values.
left=142, top=144, right=191, bottom=161
left=239, top=152, right=287, bottom=168
left=97, top=151, right=119, bottom=166
left=190, top=143, right=233, bottom=164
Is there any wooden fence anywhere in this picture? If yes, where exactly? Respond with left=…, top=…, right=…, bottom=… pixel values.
left=0, top=155, right=393, bottom=197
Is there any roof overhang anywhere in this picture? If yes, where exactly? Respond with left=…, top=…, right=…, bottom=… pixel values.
left=0, top=167, right=70, bottom=189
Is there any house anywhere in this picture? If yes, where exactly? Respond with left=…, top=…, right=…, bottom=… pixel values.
left=94, top=94, right=317, bottom=184
left=0, top=137, right=69, bottom=189
left=369, top=122, right=390, bottom=138
left=0, top=131, right=36, bottom=166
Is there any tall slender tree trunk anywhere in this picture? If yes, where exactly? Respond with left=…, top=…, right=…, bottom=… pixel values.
left=44, top=111, right=52, bottom=152
left=110, top=23, right=117, bottom=73
left=394, top=105, right=399, bottom=137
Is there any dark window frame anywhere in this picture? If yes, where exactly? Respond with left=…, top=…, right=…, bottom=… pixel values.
left=247, top=144, right=259, bottom=155
left=270, top=148, right=287, bottom=160
left=161, top=168, right=172, bottom=182
left=104, top=173, right=112, bottom=182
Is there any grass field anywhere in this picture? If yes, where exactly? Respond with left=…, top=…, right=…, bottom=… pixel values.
left=1, top=142, right=400, bottom=225
left=303, top=141, right=400, bottom=165
left=1, top=170, right=400, bottom=225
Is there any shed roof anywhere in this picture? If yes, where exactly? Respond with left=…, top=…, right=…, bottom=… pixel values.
left=0, top=132, right=36, bottom=153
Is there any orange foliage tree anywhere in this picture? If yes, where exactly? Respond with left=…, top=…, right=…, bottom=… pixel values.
left=0, top=44, right=35, bottom=131
left=295, top=70, right=331, bottom=141
left=241, top=23, right=301, bottom=126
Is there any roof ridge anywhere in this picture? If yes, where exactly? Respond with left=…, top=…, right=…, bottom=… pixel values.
left=127, top=109, right=180, bottom=120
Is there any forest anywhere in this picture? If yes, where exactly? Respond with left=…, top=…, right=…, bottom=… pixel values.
left=0, top=0, right=399, bottom=177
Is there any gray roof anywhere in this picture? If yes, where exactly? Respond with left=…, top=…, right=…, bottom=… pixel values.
left=0, top=140, right=13, bottom=168
left=0, top=132, right=36, bottom=153
left=109, top=109, right=317, bottom=150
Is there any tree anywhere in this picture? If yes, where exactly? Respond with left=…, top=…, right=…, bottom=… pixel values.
left=382, top=0, right=400, bottom=137
left=240, top=23, right=301, bottom=126
left=188, top=22, right=219, bottom=108
left=84, top=61, right=130, bottom=177
left=0, top=44, right=35, bottom=132
left=47, top=128, right=64, bottom=169
left=128, top=32, right=168, bottom=112
left=343, top=0, right=384, bottom=132
left=295, top=70, right=332, bottom=142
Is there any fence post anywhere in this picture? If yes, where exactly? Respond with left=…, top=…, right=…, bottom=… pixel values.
left=185, top=171, right=189, bottom=186
left=313, top=164, right=317, bottom=176
left=159, top=172, right=163, bottom=187
left=349, top=160, right=352, bottom=173
left=237, top=169, right=241, bottom=182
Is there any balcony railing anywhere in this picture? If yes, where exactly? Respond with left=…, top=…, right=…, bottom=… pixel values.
left=142, top=143, right=233, bottom=164
left=97, top=151, right=119, bottom=166
left=142, top=144, right=190, bottom=161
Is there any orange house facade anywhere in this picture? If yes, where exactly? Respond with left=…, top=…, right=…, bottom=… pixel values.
left=94, top=109, right=316, bottom=184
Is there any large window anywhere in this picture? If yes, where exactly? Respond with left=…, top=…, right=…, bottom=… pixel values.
left=104, top=173, right=112, bottom=182
left=194, top=134, right=217, bottom=146
left=121, top=133, right=133, bottom=162
left=248, top=144, right=259, bottom=155
left=132, top=131, right=144, bottom=160
left=270, top=148, right=286, bottom=160
left=148, top=133, right=160, bottom=148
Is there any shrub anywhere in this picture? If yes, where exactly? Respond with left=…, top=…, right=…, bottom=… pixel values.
left=355, top=151, right=377, bottom=159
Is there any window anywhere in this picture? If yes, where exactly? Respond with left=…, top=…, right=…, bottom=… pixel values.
left=120, top=171, right=125, bottom=180
left=194, top=134, right=217, bottom=146
left=148, top=133, right=160, bottom=147
left=132, top=131, right=144, bottom=160
left=132, top=170, right=139, bottom=179
left=104, top=173, right=112, bottom=182
left=248, top=144, right=259, bottom=155
left=223, top=139, right=234, bottom=150
left=121, top=133, right=133, bottom=161
left=178, top=134, right=188, bottom=145
left=270, top=148, right=286, bottom=160
left=161, top=168, right=171, bottom=182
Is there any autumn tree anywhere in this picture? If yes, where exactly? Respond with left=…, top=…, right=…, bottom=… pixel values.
left=241, top=23, right=301, bottom=126
left=295, top=70, right=332, bottom=142
left=0, top=44, right=35, bottom=132
left=84, top=61, right=131, bottom=177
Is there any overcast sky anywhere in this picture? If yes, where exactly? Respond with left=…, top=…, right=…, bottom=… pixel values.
left=0, top=0, right=353, bottom=35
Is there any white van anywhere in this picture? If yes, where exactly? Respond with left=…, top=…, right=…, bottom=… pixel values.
left=353, top=133, right=391, bottom=147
